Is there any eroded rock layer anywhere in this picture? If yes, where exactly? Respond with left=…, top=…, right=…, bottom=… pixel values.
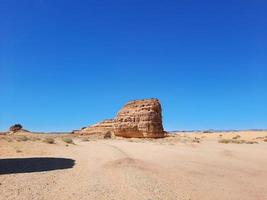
left=75, top=119, right=115, bottom=136
left=114, top=99, right=164, bottom=138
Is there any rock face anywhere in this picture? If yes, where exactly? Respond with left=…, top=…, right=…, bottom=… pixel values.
left=74, top=98, right=165, bottom=138
left=114, top=99, right=164, bottom=138
left=75, top=119, right=115, bottom=136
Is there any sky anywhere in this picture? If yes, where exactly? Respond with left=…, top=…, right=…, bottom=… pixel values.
left=0, top=0, right=266, bottom=132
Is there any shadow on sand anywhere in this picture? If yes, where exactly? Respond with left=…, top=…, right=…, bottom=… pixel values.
left=0, top=157, right=75, bottom=175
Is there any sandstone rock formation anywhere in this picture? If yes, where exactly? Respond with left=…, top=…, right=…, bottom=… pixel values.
left=9, top=124, right=23, bottom=132
left=74, top=98, right=165, bottom=138
left=114, top=98, right=164, bottom=138
left=74, top=119, right=115, bottom=136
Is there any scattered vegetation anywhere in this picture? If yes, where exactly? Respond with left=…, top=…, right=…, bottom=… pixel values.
left=15, top=135, right=29, bottom=142
left=62, top=137, right=74, bottom=144
left=203, top=130, right=213, bottom=133
left=245, top=141, right=258, bottom=144
left=81, top=137, right=90, bottom=142
left=2, top=137, right=13, bottom=142
left=43, top=137, right=55, bottom=144
left=29, top=136, right=41, bottom=141
left=218, top=139, right=258, bottom=144
left=232, top=135, right=241, bottom=139
left=192, top=137, right=201, bottom=143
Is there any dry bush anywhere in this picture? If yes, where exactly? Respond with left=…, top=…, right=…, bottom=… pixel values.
left=62, top=137, right=74, bottom=144
left=263, top=138, right=267, bottom=142
left=43, top=137, right=55, bottom=144
left=192, top=137, right=201, bottom=143
left=219, top=139, right=257, bottom=144
left=203, top=130, right=213, bottom=133
left=175, top=136, right=200, bottom=143
left=15, top=135, right=29, bottom=142
left=232, top=135, right=241, bottom=139
left=81, top=137, right=90, bottom=142
left=245, top=141, right=258, bottom=144
left=2, top=137, right=13, bottom=142
left=104, top=131, right=112, bottom=139
left=219, top=139, right=231, bottom=144
left=28, top=136, right=41, bottom=141
left=177, top=137, right=192, bottom=143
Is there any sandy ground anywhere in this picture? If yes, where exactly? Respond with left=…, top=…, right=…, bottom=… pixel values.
left=0, top=131, right=267, bottom=200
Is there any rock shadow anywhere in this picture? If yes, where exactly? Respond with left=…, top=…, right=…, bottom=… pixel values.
left=0, top=157, right=75, bottom=175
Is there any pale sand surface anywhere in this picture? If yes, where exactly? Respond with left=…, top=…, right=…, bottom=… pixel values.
left=0, top=131, right=267, bottom=200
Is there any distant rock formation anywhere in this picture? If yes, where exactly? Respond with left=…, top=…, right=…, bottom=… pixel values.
left=74, top=98, right=165, bottom=138
left=9, top=124, right=23, bottom=132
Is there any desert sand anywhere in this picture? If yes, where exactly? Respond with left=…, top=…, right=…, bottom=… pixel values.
left=1, top=131, right=267, bottom=200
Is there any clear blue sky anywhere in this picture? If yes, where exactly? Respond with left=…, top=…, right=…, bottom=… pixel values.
left=0, top=0, right=266, bottom=132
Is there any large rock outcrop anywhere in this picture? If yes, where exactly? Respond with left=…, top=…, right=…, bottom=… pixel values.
left=74, top=98, right=165, bottom=138
left=114, top=98, right=164, bottom=138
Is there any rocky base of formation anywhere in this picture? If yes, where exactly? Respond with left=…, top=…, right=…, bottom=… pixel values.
left=74, top=98, right=165, bottom=138
left=72, top=119, right=115, bottom=137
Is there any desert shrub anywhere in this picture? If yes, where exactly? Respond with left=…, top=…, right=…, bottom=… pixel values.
left=219, top=139, right=257, bottom=144
left=27, top=136, right=41, bottom=141
left=81, top=137, right=90, bottom=142
left=177, top=137, right=191, bottom=143
left=232, top=135, right=241, bottom=139
left=62, top=137, right=74, bottom=144
left=43, top=137, right=55, bottom=144
left=233, top=140, right=245, bottom=144
left=245, top=141, right=258, bottom=144
left=263, top=138, right=267, bottom=142
left=3, top=137, right=13, bottom=142
left=192, top=137, right=200, bottom=143
left=203, top=130, right=213, bottom=133
left=104, top=131, right=112, bottom=139
left=15, top=135, right=29, bottom=142
left=33, top=137, right=41, bottom=141
left=219, top=139, right=230, bottom=144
